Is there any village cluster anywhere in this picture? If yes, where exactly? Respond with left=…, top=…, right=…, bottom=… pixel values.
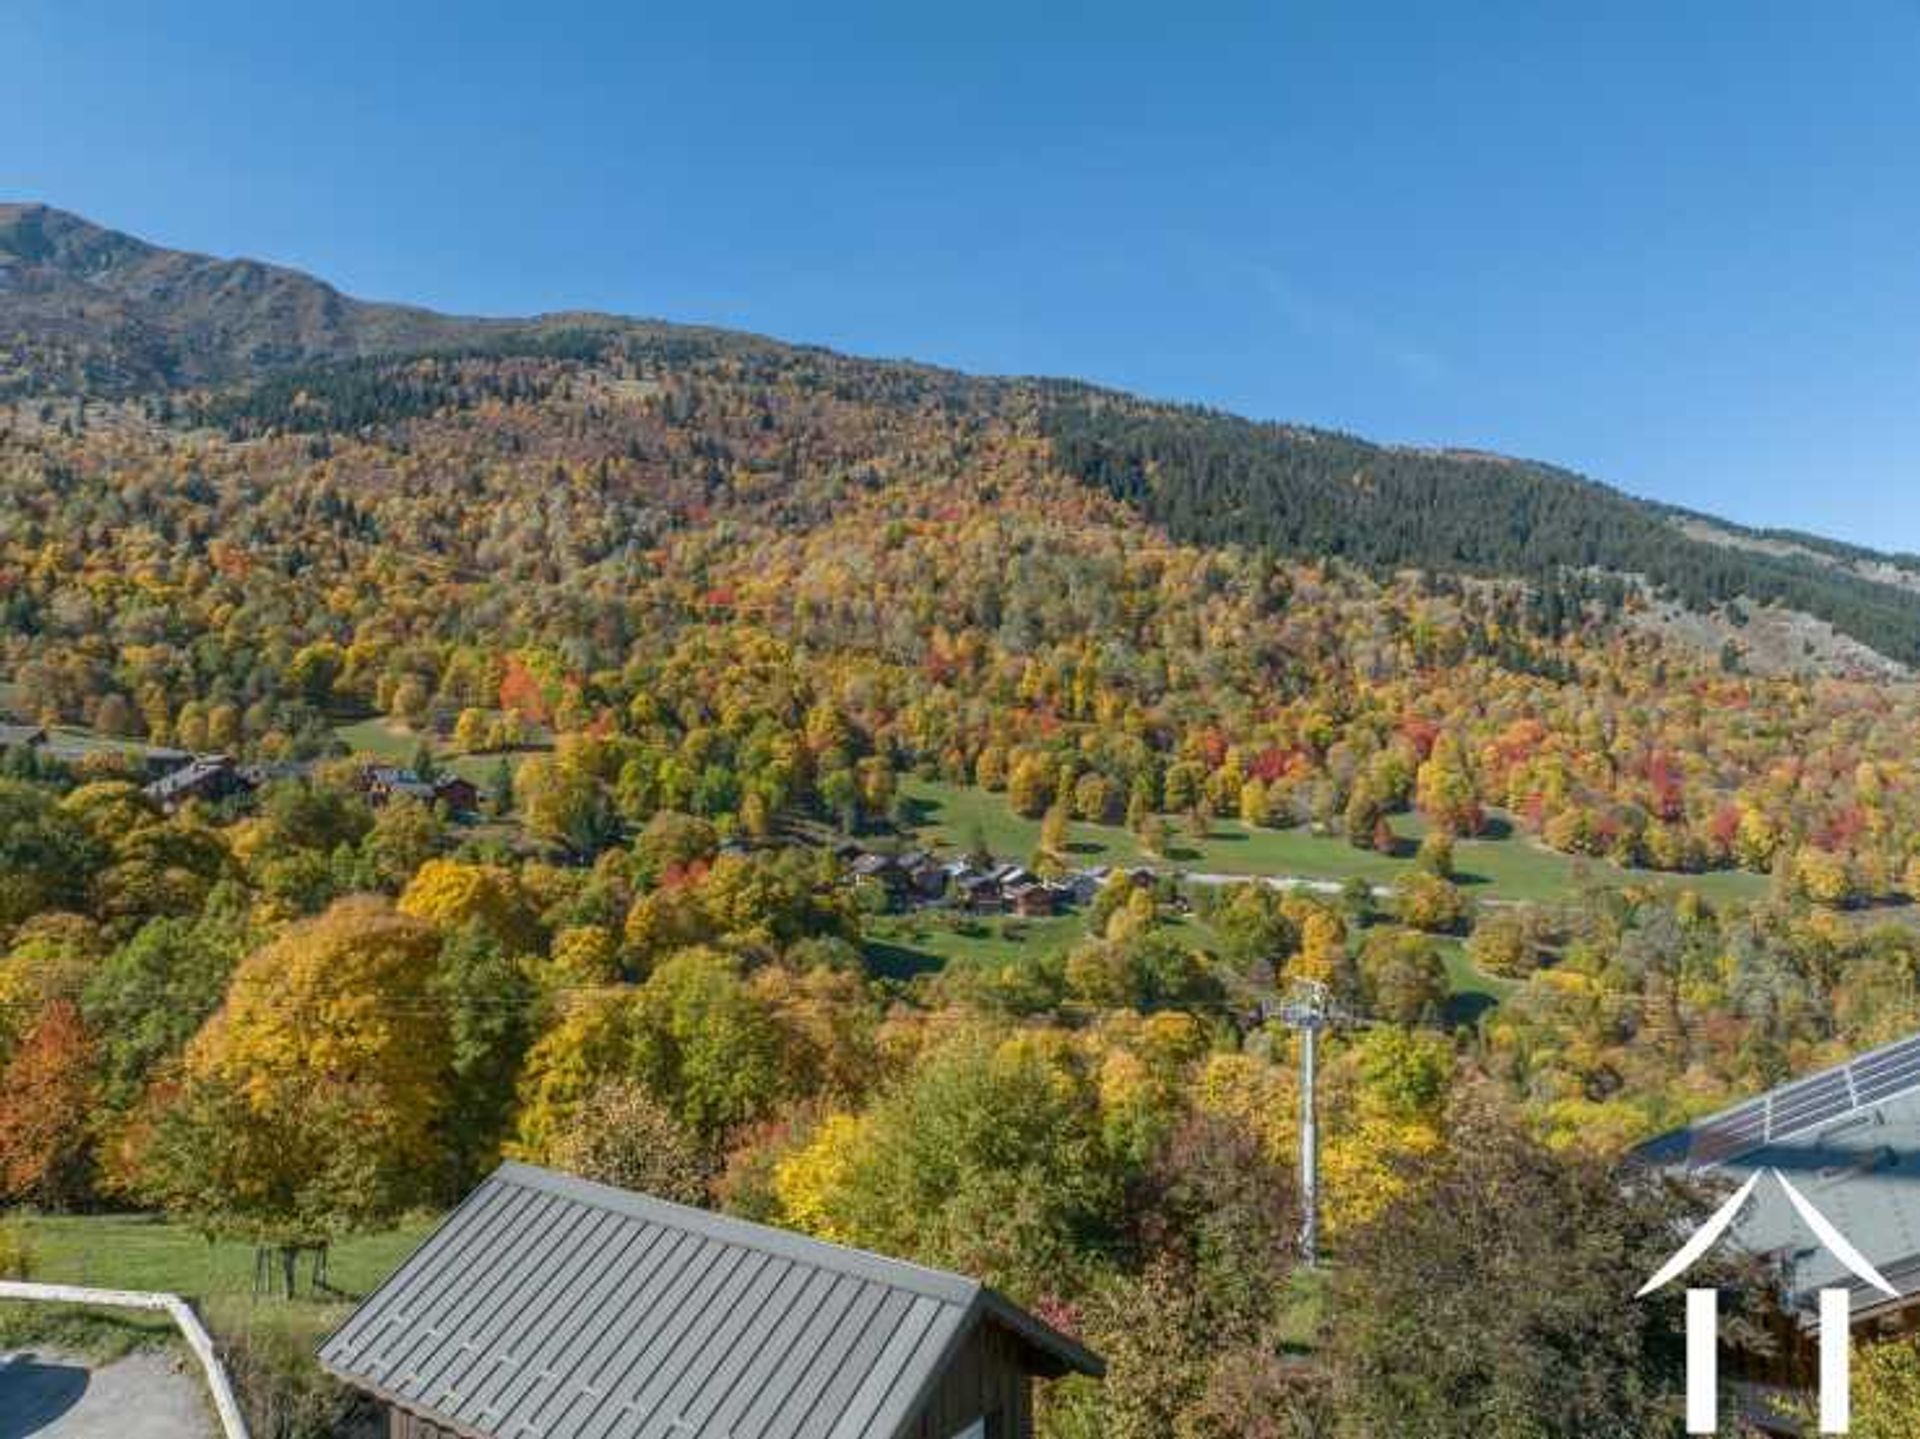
left=840, top=844, right=1157, bottom=917
left=0, top=725, right=478, bottom=816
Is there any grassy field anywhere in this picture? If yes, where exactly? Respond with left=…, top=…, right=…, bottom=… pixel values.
left=897, top=778, right=1768, bottom=907
left=3, top=1212, right=436, bottom=1352
left=330, top=714, right=428, bottom=761
left=330, top=714, right=548, bottom=789
left=863, top=910, right=1089, bottom=980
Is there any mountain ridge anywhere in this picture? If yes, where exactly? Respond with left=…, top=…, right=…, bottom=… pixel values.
left=6, top=200, right=1918, bottom=674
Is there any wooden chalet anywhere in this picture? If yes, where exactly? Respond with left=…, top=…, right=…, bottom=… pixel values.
left=142, top=753, right=249, bottom=812
left=321, top=1162, right=1102, bottom=1439
left=1005, top=881, right=1064, bottom=919
left=361, top=765, right=480, bottom=814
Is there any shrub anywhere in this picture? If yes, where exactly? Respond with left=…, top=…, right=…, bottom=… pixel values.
left=220, top=1324, right=383, bottom=1439
left=0, top=1218, right=34, bottom=1279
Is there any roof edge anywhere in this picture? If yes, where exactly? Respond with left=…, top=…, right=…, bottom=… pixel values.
left=880, top=1290, right=1105, bottom=1439
left=979, top=1288, right=1106, bottom=1379
left=493, top=1161, right=984, bottom=1306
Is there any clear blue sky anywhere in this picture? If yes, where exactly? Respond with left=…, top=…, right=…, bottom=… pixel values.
left=13, top=1, right=1920, bottom=548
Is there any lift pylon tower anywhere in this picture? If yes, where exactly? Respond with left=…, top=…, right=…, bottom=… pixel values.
left=1265, top=979, right=1366, bottom=1268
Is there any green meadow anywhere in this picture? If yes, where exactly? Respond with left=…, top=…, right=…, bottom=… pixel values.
left=896, top=777, right=1768, bottom=907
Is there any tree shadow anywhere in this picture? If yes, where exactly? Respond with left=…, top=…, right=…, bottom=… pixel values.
left=1443, top=991, right=1499, bottom=1030
left=861, top=939, right=945, bottom=981
left=0, top=1354, right=90, bottom=1439
left=894, top=795, right=940, bottom=828
left=1475, top=814, right=1515, bottom=841
left=1452, top=869, right=1493, bottom=888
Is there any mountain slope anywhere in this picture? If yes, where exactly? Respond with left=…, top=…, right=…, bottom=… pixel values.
left=0, top=202, right=581, bottom=394
left=6, top=200, right=1920, bottom=673
left=1039, top=394, right=1920, bottom=670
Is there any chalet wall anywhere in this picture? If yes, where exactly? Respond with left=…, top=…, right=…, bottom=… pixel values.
left=899, top=1322, right=1033, bottom=1439
left=388, top=1406, right=464, bottom=1439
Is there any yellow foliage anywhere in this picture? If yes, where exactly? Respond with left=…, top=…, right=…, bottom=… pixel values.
left=510, top=992, right=640, bottom=1161
left=549, top=925, right=620, bottom=985
left=772, top=1112, right=870, bottom=1243
left=1192, top=1051, right=1295, bottom=1163
left=399, top=858, right=541, bottom=954
left=186, top=897, right=449, bottom=1173
left=1322, top=1109, right=1443, bottom=1237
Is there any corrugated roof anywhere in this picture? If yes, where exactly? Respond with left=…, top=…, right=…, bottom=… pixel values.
left=319, top=1162, right=1100, bottom=1439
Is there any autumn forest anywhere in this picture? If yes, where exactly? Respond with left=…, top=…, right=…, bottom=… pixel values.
left=8, top=205, right=1920, bottom=1436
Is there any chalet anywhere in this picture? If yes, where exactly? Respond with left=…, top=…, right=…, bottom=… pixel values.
left=361, top=766, right=480, bottom=814
left=903, top=853, right=950, bottom=901
left=1062, top=871, right=1101, bottom=906
left=1005, top=881, right=1064, bottom=919
left=851, top=851, right=913, bottom=904
left=432, top=773, right=480, bottom=814
left=320, top=1162, right=1102, bottom=1439
left=957, top=873, right=1005, bottom=913
left=143, top=754, right=249, bottom=812
left=1639, top=1028, right=1920, bottom=1424
left=941, top=859, right=981, bottom=886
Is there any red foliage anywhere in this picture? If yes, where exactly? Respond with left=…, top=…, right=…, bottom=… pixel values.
left=498, top=654, right=551, bottom=724
left=1708, top=804, right=1743, bottom=848
left=1398, top=716, right=1441, bottom=761
left=1195, top=727, right=1229, bottom=769
left=658, top=858, right=713, bottom=891
left=1248, top=746, right=1292, bottom=783
left=1648, top=751, right=1686, bottom=822
left=1816, top=805, right=1868, bottom=852
left=0, top=999, right=97, bottom=1207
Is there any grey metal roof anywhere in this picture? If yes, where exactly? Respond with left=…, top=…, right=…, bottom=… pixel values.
left=319, top=1162, right=1101, bottom=1439
left=1639, top=1032, right=1920, bottom=1320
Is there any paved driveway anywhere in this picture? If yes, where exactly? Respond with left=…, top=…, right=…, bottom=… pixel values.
left=0, top=1350, right=214, bottom=1439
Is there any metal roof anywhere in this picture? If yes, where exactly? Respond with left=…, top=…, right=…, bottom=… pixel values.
left=1647, top=1029, right=1920, bottom=1171
left=1639, top=1032, right=1920, bottom=1320
left=319, top=1162, right=1101, bottom=1439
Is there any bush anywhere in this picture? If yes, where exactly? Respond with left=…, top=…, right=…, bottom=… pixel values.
left=220, top=1324, right=383, bottom=1439
left=0, top=1299, right=171, bottom=1361
left=0, top=1217, right=34, bottom=1279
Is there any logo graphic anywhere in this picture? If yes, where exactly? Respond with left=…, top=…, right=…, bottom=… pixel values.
left=1639, top=1168, right=1897, bottom=1434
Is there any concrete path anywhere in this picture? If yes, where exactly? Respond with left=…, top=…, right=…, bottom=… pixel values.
left=0, top=1349, right=214, bottom=1439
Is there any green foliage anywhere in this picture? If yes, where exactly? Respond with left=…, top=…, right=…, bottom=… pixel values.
left=1046, top=396, right=1920, bottom=665
left=0, top=779, right=101, bottom=929
left=1325, top=1081, right=1769, bottom=1439
left=82, top=898, right=255, bottom=1107
left=781, top=1033, right=1124, bottom=1299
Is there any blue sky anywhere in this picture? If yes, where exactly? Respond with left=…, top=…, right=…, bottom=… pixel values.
left=12, top=1, right=1920, bottom=548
